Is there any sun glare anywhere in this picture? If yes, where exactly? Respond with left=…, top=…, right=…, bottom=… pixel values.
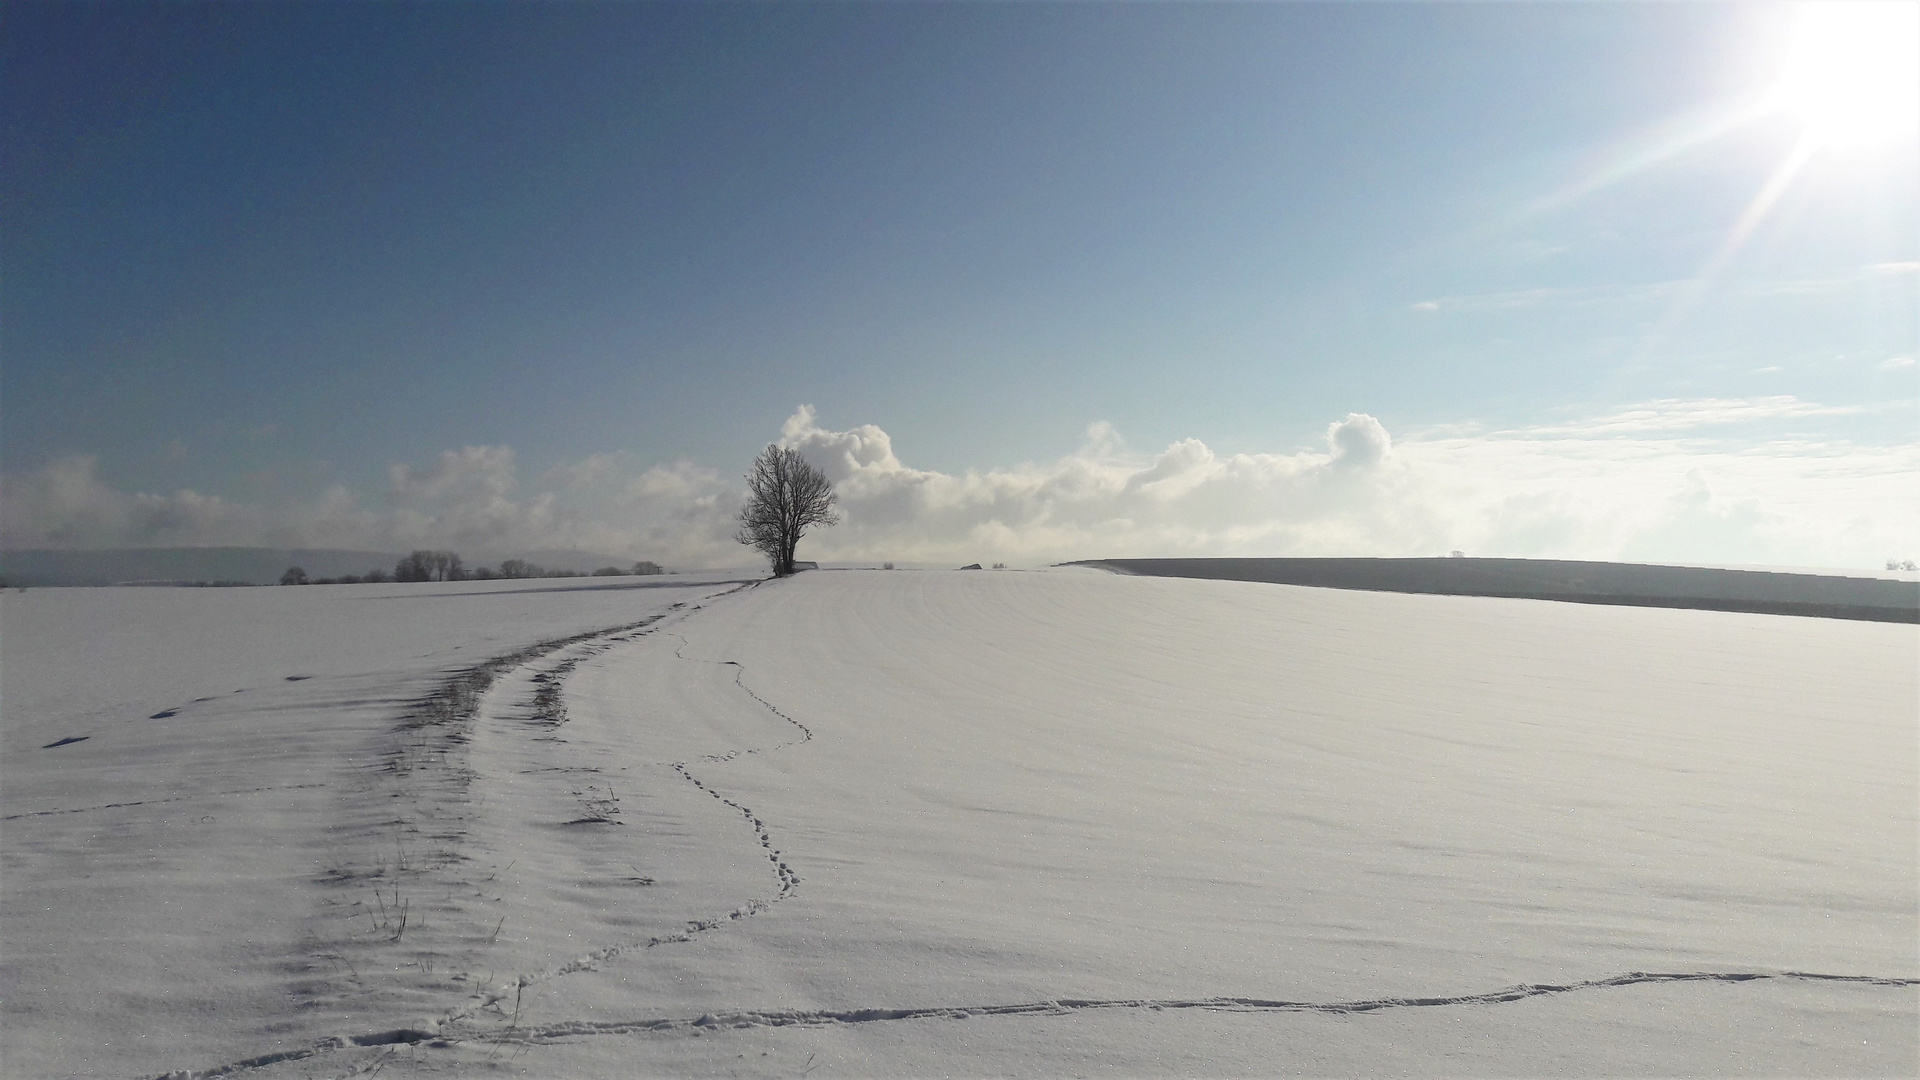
left=1772, top=2, right=1920, bottom=148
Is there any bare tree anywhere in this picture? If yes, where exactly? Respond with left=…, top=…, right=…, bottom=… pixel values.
left=735, top=445, right=838, bottom=576
left=395, top=550, right=465, bottom=582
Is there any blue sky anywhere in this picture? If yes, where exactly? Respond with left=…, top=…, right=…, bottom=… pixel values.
left=3, top=2, right=1915, bottom=567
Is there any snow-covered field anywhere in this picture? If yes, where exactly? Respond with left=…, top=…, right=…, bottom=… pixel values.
left=2, top=569, right=1915, bottom=1078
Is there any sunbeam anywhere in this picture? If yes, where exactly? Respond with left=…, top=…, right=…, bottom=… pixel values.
left=1514, top=102, right=1772, bottom=225
left=1635, top=131, right=1824, bottom=363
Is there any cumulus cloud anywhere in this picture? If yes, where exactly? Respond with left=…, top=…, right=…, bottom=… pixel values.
left=1327, top=413, right=1390, bottom=468
left=540, top=451, right=625, bottom=491
left=383, top=446, right=532, bottom=545
left=0, top=456, right=251, bottom=548
left=757, top=403, right=1911, bottom=567
left=4, top=399, right=1914, bottom=569
left=0, top=447, right=732, bottom=564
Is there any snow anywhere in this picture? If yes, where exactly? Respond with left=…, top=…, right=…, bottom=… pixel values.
left=3, top=569, right=1915, bottom=1078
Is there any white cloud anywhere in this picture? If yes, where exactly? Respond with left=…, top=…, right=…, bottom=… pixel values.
left=1327, top=412, right=1391, bottom=468
left=388, top=445, right=517, bottom=503
left=540, top=452, right=626, bottom=490
left=1880, top=356, right=1915, bottom=371
left=1412, top=280, right=1691, bottom=313
left=0, top=456, right=252, bottom=549
left=1514, top=395, right=1872, bottom=437
left=4, top=400, right=1914, bottom=570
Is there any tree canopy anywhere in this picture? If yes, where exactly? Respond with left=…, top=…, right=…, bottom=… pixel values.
left=735, top=446, right=838, bottom=576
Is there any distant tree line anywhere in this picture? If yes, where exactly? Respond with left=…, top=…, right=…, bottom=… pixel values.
left=281, top=552, right=664, bottom=585
left=393, top=550, right=464, bottom=582
left=469, top=556, right=663, bottom=581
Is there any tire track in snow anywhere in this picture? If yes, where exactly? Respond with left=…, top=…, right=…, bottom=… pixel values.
left=339, top=600, right=810, bottom=1045
left=431, top=628, right=816, bottom=1016
left=148, top=593, right=759, bottom=1080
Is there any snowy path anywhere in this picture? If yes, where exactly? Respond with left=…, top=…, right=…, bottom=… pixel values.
left=0, top=577, right=754, bottom=1080
left=4, top=569, right=1915, bottom=1077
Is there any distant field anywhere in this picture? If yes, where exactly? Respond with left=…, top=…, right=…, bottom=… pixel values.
left=3, top=569, right=1914, bottom=1078
left=1070, top=556, right=1920, bottom=622
left=0, top=546, right=649, bottom=587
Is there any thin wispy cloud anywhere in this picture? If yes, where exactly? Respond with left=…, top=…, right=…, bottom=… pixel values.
left=1509, top=396, right=1878, bottom=437
left=1409, top=280, right=1692, bottom=314
left=1767, top=260, right=1920, bottom=295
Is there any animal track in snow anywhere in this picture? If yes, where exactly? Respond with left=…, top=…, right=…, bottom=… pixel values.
left=473, top=970, right=1920, bottom=1045
left=146, top=969, right=1920, bottom=1077
left=145, top=591, right=785, bottom=1080
left=453, top=969, right=1920, bottom=1048
left=671, top=763, right=800, bottom=897
left=432, top=618, right=812, bottom=1014
left=652, top=632, right=811, bottom=902
left=669, top=633, right=814, bottom=749
left=356, top=602, right=814, bottom=1049
left=4, top=782, right=330, bottom=821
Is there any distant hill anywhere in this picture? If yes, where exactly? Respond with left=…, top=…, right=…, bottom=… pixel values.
left=0, top=548, right=403, bottom=587
left=1069, top=557, right=1920, bottom=624
left=0, top=546, right=654, bottom=587
left=472, top=549, right=637, bottom=575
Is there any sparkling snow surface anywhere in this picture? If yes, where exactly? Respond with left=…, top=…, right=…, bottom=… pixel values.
left=2, top=569, right=1914, bottom=1078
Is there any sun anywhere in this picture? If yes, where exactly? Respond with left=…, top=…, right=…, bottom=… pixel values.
left=1771, top=2, right=1920, bottom=148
